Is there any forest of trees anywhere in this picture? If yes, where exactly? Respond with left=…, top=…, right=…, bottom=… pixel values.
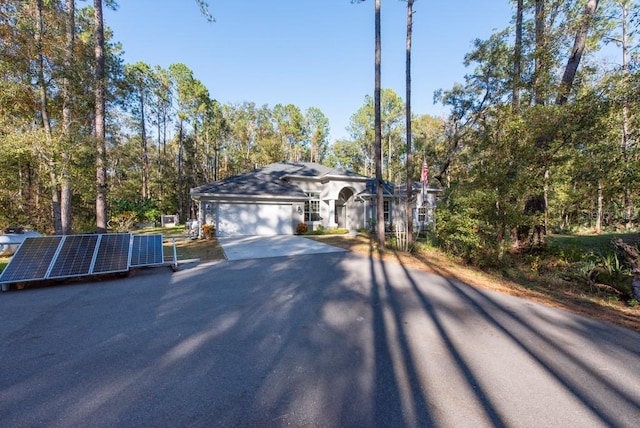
left=1, top=1, right=639, bottom=258
left=0, top=1, right=334, bottom=232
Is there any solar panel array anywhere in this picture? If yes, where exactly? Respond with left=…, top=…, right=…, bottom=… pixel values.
left=0, top=233, right=166, bottom=286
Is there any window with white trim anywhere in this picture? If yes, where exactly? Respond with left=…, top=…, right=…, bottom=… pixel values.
left=418, top=207, right=427, bottom=222
left=383, top=200, right=390, bottom=223
left=305, top=192, right=321, bottom=222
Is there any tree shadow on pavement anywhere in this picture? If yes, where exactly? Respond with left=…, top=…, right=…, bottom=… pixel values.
left=2, top=252, right=640, bottom=427
left=392, top=251, right=640, bottom=427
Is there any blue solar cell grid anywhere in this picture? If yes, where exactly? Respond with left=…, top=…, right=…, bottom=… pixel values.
left=48, top=235, right=100, bottom=279
left=92, top=233, right=131, bottom=274
left=0, top=236, right=63, bottom=283
left=130, top=235, right=164, bottom=267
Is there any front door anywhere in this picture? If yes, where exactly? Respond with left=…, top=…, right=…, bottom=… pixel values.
left=335, top=205, right=345, bottom=228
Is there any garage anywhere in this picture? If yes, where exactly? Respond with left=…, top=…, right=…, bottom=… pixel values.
left=216, top=203, right=294, bottom=236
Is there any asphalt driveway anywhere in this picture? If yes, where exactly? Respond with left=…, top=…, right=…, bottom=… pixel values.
left=217, top=235, right=346, bottom=260
left=1, top=252, right=639, bottom=427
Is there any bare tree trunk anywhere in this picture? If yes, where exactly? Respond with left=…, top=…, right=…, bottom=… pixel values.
left=374, top=0, right=385, bottom=248
left=533, top=0, right=546, bottom=105
left=405, top=0, right=414, bottom=245
left=509, top=0, right=523, bottom=248
left=387, top=132, right=392, bottom=182
left=140, top=83, right=149, bottom=199
left=178, top=121, right=184, bottom=223
left=35, top=0, right=62, bottom=234
left=94, top=0, right=108, bottom=233
left=556, top=0, right=599, bottom=105
left=596, top=180, right=603, bottom=233
left=544, top=169, right=549, bottom=234
left=60, top=0, right=75, bottom=235
left=512, top=0, right=523, bottom=112
left=215, top=139, right=220, bottom=181
left=620, top=1, right=633, bottom=229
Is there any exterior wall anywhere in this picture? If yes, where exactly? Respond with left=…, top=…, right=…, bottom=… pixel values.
left=288, top=177, right=367, bottom=232
left=363, top=198, right=412, bottom=231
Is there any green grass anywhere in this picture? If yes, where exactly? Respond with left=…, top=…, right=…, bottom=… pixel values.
left=136, top=226, right=226, bottom=261
left=0, top=258, right=8, bottom=273
left=303, top=228, right=349, bottom=236
left=548, top=233, right=640, bottom=259
left=133, top=225, right=187, bottom=236
left=163, top=237, right=225, bottom=262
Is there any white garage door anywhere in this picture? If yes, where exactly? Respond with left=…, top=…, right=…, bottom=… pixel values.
left=216, top=203, right=293, bottom=236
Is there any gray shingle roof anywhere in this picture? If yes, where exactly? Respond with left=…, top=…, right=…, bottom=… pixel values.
left=190, top=162, right=367, bottom=199
left=359, top=179, right=396, bottom=197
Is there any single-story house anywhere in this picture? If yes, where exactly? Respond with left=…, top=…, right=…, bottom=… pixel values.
left=190, top=161, right=440, bottom=237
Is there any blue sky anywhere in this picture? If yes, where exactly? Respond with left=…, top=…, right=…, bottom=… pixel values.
left=104, top=1, right=514, bottom=141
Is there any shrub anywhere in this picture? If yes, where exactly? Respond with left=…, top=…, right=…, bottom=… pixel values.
left=110, top=197, right=160, bottom=224
left=109, top=211, right=137, bottom=232
left=435, top=201, right=483, bottom=263
left=296, top=223, right=308, bottom=235
left=303, top=227, right=349, bottom=236
left=202, top=223, right=215, bottom=239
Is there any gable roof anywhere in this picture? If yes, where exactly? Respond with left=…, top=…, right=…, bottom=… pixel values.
left=274, top=162, right=367, bottom=180
left=190, top=161, right=367, bottom=200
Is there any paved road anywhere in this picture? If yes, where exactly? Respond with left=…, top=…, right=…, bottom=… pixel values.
left=1, top=252, right=639, bottom=427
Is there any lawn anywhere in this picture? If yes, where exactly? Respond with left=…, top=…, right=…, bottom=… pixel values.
left=162, top=236, right=225, bottom=262
left=547, top=232, right=640, bottom=256
left=133, top=225, right=225, bottom=262
left=126, top=225, right=223, bottom=262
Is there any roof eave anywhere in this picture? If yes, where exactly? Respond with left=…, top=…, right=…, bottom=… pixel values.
left=191, top=192, right=307, bottom=202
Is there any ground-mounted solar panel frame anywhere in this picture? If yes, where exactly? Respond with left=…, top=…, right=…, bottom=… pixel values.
left=1, top=233, right=171, bottom=291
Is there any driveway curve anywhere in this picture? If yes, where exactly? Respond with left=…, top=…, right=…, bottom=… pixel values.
left=218, top=235, right=346, bottom=260
left=1, top=252, right=639, bottom=427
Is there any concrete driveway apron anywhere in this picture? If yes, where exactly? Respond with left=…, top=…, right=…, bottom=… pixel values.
left=217, top=235, right=346, bottom=260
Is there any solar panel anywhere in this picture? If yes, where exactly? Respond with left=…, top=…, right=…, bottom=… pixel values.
left=48, top=235, right=100, bottom=279
left=91, top=233, right=131, bottom=274
left=130, top=234, right=164, bottom=267
left=1, top=232, right=173, bottom=290
left=0, top=236, right=63, bottom=283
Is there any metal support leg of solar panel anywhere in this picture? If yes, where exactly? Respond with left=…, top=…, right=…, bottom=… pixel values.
left=0, top=233, right=176, bottom=291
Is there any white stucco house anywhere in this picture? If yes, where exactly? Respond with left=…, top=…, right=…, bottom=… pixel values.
left=190, top=161, right=439, bottom=237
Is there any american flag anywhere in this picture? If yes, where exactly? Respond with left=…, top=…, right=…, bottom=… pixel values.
left=421, top=160, right=428, bottom=206
left=420, top=160, right=429, bottom=184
